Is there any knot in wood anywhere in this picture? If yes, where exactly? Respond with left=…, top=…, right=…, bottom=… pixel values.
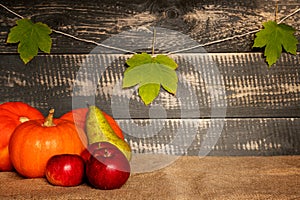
left=164, top=7, right=180, bottom=19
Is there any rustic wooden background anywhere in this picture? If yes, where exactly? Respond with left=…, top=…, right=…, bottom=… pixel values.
left=0, top=0, right=299, bottom=156
left=1, top=0, right=300, bottom=53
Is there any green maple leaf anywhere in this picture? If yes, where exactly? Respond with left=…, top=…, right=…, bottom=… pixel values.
left=253, top=20, right=298, bottom=67
left=123, top=53, right=178, bottom=105
left=139, top=83, right=161, bottom=105
left=7, top=18, right=52, bottom=64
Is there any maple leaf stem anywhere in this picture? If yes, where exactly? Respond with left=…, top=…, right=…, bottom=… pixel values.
left=274, top=1, right=279, bottom=23
left=152, top=27, right=156, bottom=56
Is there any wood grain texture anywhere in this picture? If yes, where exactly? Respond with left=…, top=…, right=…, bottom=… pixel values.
left=119, top=118, right=300, bottom=156
left=0, top=1, right=299, bottom=156
left=1, top=53, right=298, bottom=118
left=0, top=0, right=299, bottom=54
left=0, top=53, right=299, bottom=155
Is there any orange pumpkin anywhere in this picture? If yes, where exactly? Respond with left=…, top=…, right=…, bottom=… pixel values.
left=9, top=109, right=88, bottom=178
left=0, top=102, right=43, bottom=171
left=60, top=108, right=124, bottom=140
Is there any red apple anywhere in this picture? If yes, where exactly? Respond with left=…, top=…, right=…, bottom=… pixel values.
left=86, top=145, right=131, bottom=190
left=81, top=141, right=121, bottom=163
left=80, top=148, right=91, bottom=164
left=45, top=154, right=85, bottom=187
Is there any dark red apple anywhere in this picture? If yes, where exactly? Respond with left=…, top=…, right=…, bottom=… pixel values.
left=80, top=148, right=91, bottom=163
left=81, top=141, right=121, bottom=163
left=86, top=145, right=131, bottom=190
left=45, top=154, right=85, bottom=187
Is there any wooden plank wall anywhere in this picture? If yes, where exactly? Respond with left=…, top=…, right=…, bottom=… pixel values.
left=1, top=0, right=300, bottom=53
left=0, top=0, right=299, bottom=156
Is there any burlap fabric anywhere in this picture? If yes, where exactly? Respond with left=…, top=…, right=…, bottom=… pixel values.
left=1, top=156, right=299, bottom=200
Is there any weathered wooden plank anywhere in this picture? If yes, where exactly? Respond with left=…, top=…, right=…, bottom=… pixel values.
left=118, top=118, right=300, bottom=156
left=0, top=0, right=299, bottom=54
left=1, top=53, right=298, bottom=118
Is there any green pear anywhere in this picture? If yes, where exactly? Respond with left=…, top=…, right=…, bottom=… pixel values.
left=86, top=105, right=132, bottom=161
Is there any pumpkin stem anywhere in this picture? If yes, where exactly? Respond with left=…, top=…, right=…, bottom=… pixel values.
left=43, top=108, right=56, bottom=127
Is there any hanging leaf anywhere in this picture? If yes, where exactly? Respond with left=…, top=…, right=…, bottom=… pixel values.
left=139, top=83, right=161, bottom=105
left=253, top=20, right=298, bottom=67
left=123, top=53, right=178, bottom=105
left=7, top=18, right=52, bottom=64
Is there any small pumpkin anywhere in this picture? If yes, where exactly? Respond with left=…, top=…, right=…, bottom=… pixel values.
left=60, top=108, right=124, bottom=140
left=0, top=101, right=43, bottom=171
left=9, top=109, right=88, bottom=178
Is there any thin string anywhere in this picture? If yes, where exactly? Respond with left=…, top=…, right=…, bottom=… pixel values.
left=0, top=3, right=24, bottom=19
left=168, top=7, right=300, bottom=55
left=1, top=3, right=299, bottom=55
left=278, top=7, right=300, bottom=24
left=0, top=3, right=136, bottom=54
left=51, top=30, right=137, bottom=54
left=167, top=29, right=260, bottom=55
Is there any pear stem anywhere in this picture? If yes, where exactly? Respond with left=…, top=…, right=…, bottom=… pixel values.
left=43, top=108, right=56, bottom=127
